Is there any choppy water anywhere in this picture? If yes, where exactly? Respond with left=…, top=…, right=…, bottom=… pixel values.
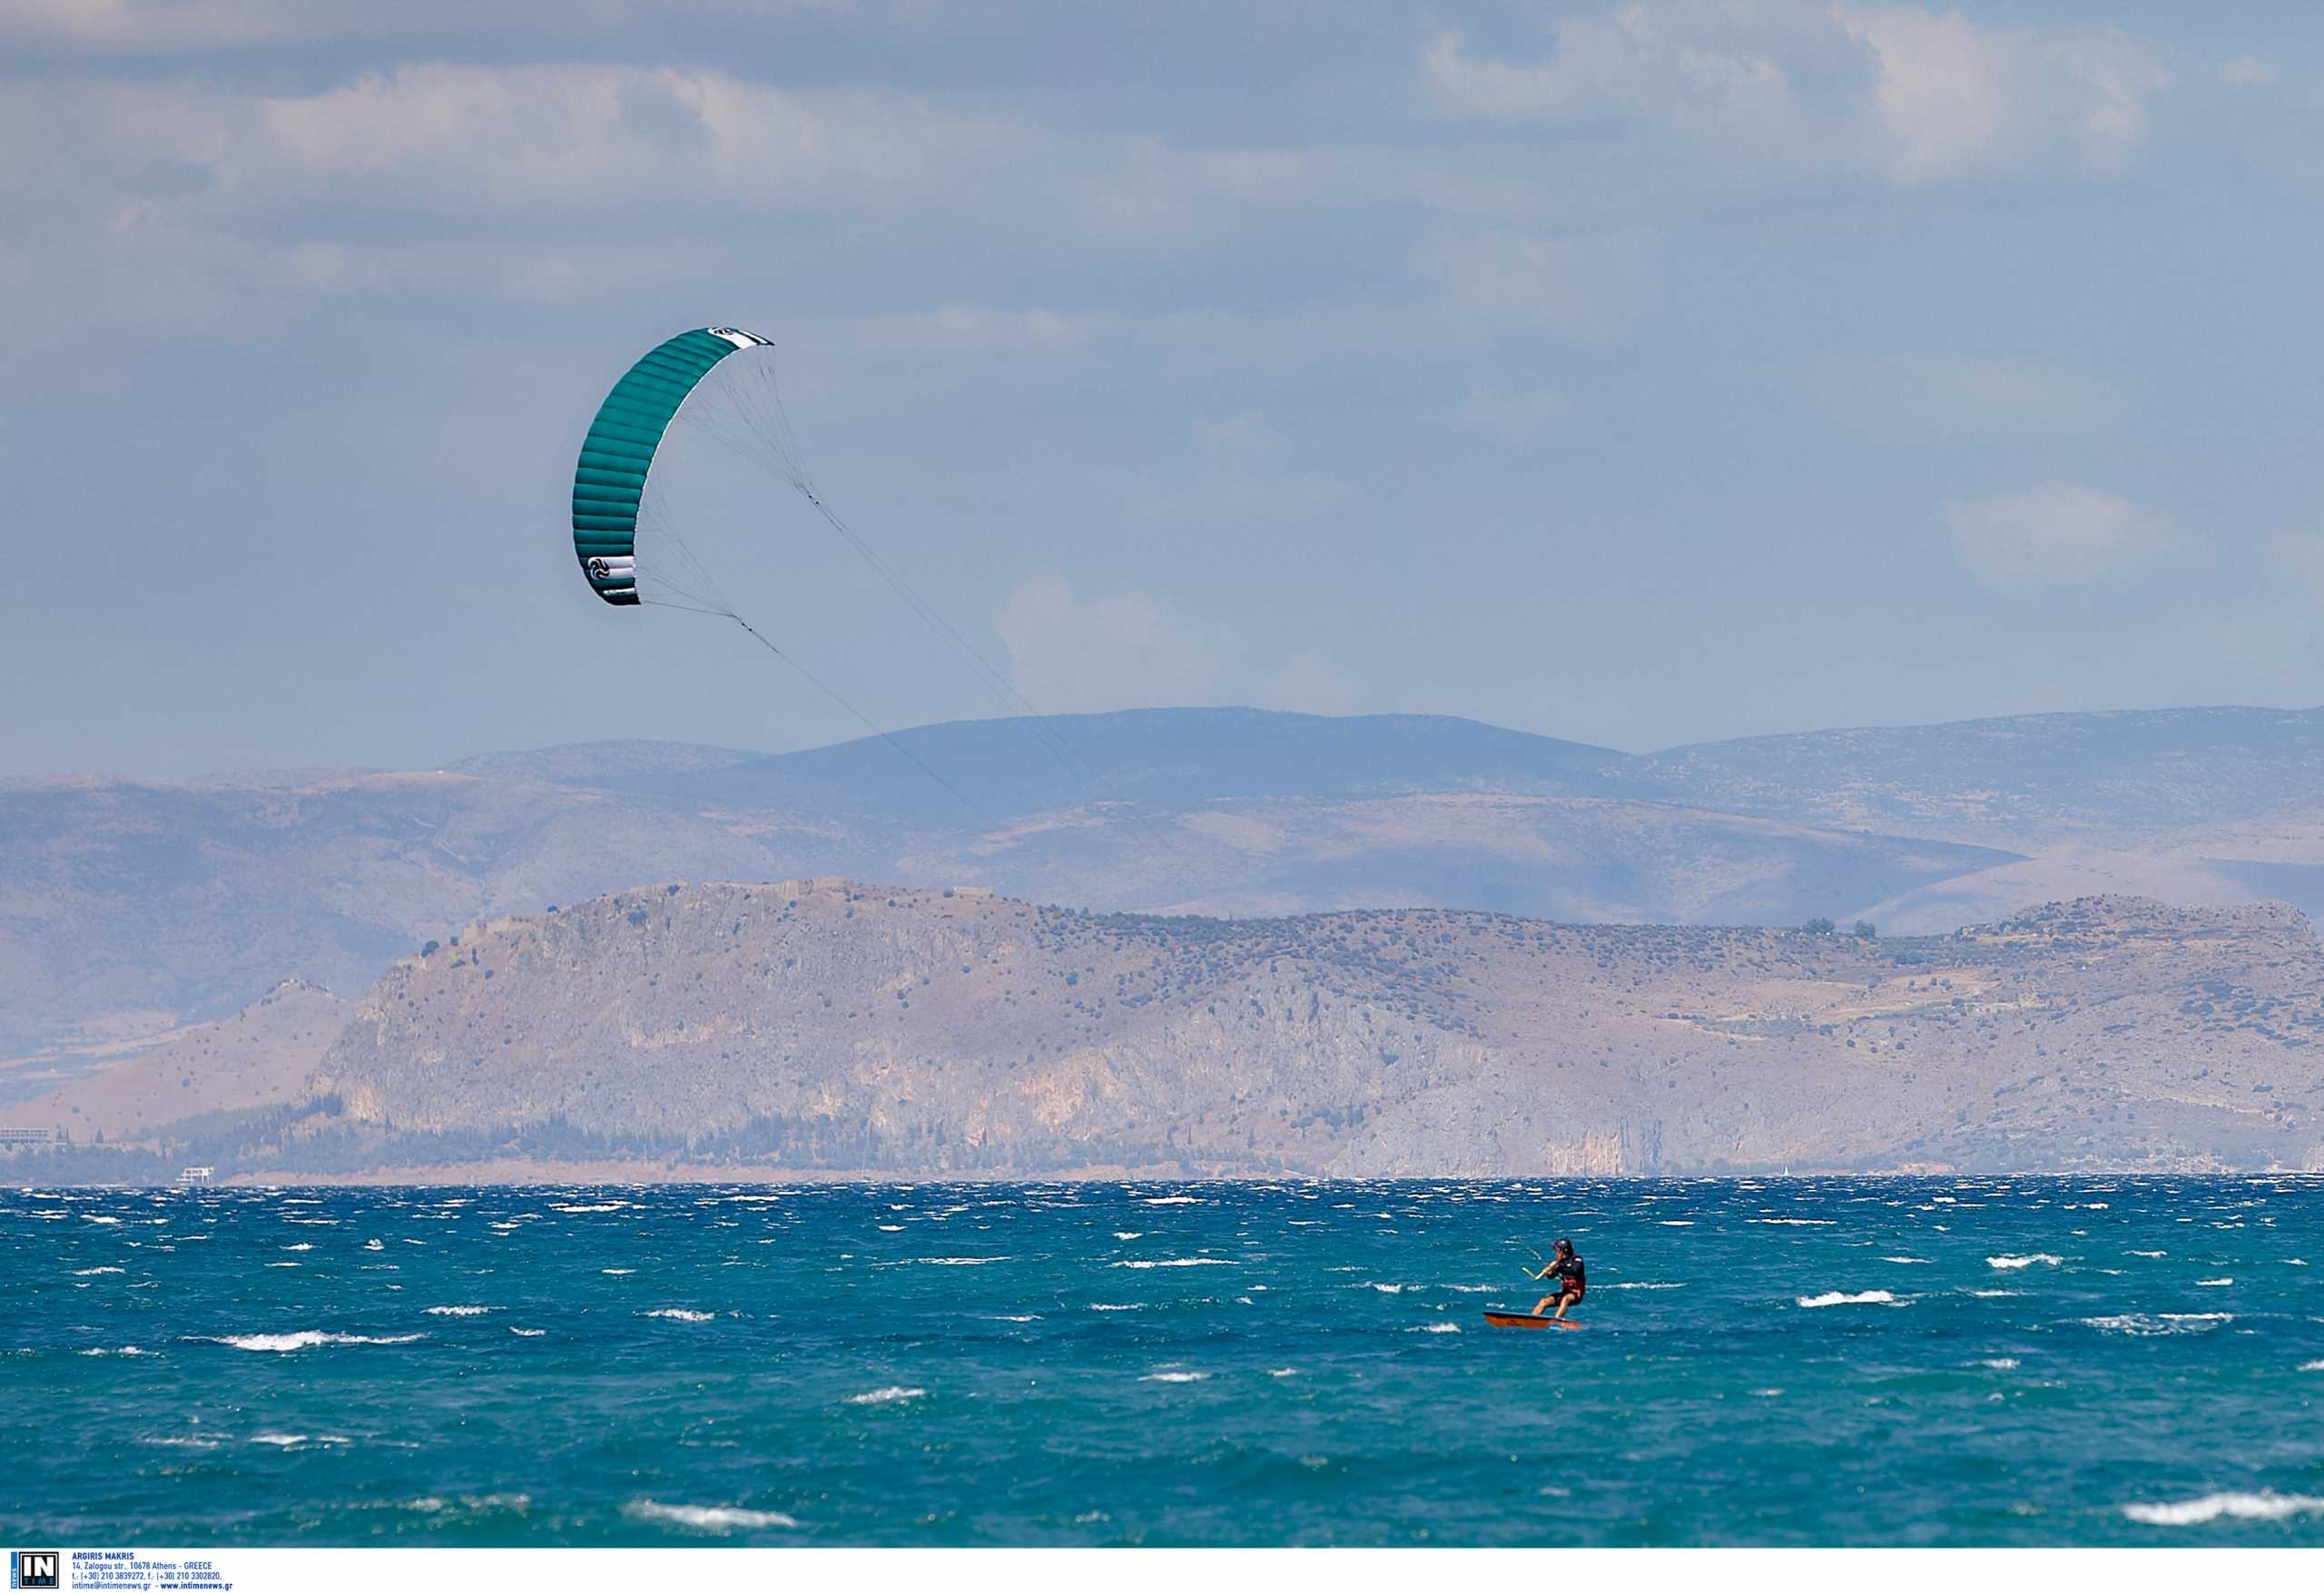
left=10, top=1177, right=2324, bottom=1545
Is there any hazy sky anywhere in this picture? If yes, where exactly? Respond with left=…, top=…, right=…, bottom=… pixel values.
left=8, top=1, right=2324, bottom=776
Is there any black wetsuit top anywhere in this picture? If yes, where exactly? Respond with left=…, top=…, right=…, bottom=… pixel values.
left=1547, top=1254, right=1585, bottom=1295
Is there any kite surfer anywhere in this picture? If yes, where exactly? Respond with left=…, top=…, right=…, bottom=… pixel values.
left=1528, top=1237, right=1585, bottom=1320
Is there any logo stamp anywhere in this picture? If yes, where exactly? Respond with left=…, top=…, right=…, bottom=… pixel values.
left=8, top=1550, right=59, bottom=1590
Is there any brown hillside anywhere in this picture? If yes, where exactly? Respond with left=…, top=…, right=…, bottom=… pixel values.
left=292, top=881, right=2324, bottom=1177
left=0, top=980, right=349, bottom=1147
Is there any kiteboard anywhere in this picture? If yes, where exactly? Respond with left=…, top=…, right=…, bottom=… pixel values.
left=1482, top=1310, right=1584, bottom=1330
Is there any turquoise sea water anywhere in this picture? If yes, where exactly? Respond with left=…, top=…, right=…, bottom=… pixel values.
left=10, top=1177, right=2324, bottom=1546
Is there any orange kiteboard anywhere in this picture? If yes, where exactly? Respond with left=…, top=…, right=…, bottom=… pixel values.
left=1482, top=1311, right=1584, bottom=1330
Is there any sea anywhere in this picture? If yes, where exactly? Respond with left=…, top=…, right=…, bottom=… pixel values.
left=9, top=1176, right=2323, bottom=1547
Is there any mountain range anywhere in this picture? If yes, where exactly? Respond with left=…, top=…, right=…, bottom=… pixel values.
left=8, top=883, right=2319, bottom=1178
left=12, top=704, right=2324, bottom=1075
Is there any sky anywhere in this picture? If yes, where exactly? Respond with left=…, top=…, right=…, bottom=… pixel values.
left=6, top=1, right=2324, bottom=777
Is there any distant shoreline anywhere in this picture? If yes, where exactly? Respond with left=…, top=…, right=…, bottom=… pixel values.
left=33, top=1161, right=2321, bottom=1189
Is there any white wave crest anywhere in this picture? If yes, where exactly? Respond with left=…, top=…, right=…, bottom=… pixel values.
left=2079, top=1313, right=2231, bottom=1337
left=2122, top=1491, right=2324, bottom=1527
left=624, top=1500, right=798, bottom=1532
left=1987, top=1254, right=2063, bottom=1270
left=199, top=1331, right=423, bottom=1353
left=401, top=1493, right=529, bottom=1515
left=1138, top=1370, right=1209, bottom=1382
left=424, top=1305, right=494, bottom=1316
left=844, top=1386, right=925, bottom=1405
left=1797, top=1290, right=1901, bottom=1308
left=644, top=1308, right=714, bottom=1322
left=1409, top=1322, right=1462, bottom=1333
left=1111, top=1257, right=1233, bottom=1268
left=1142, top=1196, right=1202, bottom=1205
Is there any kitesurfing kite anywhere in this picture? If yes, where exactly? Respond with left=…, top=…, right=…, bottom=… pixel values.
left=565, top=325, right=1098, bottom=805
left=569, top=326, right=775, bottom=609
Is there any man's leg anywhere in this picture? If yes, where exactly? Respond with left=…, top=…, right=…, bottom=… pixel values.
left=1531, top=1295, right=1556, bottom=1316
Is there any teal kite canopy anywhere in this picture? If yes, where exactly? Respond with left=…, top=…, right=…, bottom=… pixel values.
left=571, top=326, right=773, bottom=605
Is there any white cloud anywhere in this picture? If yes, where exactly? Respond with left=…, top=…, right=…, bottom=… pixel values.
left=0, top=64, right=1031, bottom=349
left=0, top=66, right=1019, bottom=226
left=2221, top=56, right=2279, bottom=88
left=1840, top=7, right=2166, bottom=182
left=1808, top=352, right=2124, bottom=440
left=4, top=0, right=383, bottom=49
left=0, top=0, right=842, bottom=51
left=994, top=575, right=1226, bottom=713
left=1411, top=229, right=1659, bottom=339
left=0, top=59, right=1479, bottom=363
left=1421, top=8, right=1859, bottom=140
left=1945, top=483, right=2176, bottom=595
left=1423, top=2, right=2170, bottom=187
left=251, top=65, right=1017, bottom=212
